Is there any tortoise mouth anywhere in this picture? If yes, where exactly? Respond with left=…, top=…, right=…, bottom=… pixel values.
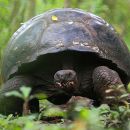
left=54, top=80, right=77, bottom=93
left=55, top=80, right=75, bottom=87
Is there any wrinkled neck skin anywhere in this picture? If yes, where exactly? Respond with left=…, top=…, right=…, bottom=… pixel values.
left=60, top=55, right=95, bottom=97
left=62, top=55, right=74, bottom=70
left=60, top=55, right=80, bottom=94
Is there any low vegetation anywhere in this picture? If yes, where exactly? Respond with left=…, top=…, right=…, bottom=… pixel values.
left=0, top=1, right=130, bottom=129
left=0, top=86, right=130, bottom=130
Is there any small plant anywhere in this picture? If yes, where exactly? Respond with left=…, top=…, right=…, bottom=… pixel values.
left=99, top=104, right=130, bottom=129
left=1, top=84, right=130, bottom=130
left=5, top=86, right=34, bottom=115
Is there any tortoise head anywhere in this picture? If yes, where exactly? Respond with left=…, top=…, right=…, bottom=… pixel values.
left=54, top=69, right=78, bottom=93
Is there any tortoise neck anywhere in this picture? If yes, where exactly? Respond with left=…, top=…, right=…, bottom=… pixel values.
left=62, top=55, right=74, bottom=70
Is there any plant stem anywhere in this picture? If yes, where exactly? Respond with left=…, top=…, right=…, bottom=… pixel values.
left=22, top=99, right=30, bottom=116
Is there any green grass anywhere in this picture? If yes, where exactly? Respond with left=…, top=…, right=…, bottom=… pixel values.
left=1, top=86, right=130, bottom=130
left=0, top=99, right=130, bottom=130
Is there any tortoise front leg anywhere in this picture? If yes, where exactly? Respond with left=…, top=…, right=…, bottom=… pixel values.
left=0, top=76, right=39, bottom=115
left=92, top=66, right=127, bottom=106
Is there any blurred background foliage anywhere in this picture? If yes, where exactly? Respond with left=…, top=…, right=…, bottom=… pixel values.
left=0, top=0, right=130, bottom=83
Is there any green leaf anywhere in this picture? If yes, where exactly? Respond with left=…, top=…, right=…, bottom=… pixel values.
left=20, top=86, right=31, bottom=99
left=120, top=93, right=129, bottom=99
left=5, top=91, right=23, bottom=99
left=6, top=114, right=13, bottom=121
left=33, top=93, right=47, bottom=99
left=42, top=107, right=65, bottom=117
left=127, top=83, right=130, bottom=93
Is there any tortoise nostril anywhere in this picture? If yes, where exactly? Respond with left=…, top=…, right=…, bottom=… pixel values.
left=54, top=72, right=64, bottom=81
left=60, top=74, right=64, bottom=80
left=68, top=72, right=72, bottom=77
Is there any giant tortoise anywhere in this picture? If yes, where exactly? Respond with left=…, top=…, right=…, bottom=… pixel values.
left=0, top=8, right=130, bottom=115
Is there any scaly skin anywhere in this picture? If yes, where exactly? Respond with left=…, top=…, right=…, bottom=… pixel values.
left=92, top=66, right=127, bottom=105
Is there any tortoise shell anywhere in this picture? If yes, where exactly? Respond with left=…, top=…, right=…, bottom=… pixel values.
left=2, top=8, right=130, bottom=83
